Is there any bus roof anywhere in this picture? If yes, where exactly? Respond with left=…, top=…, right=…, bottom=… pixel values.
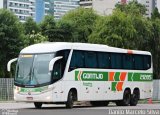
left=20, top=42, right=151, bottom=55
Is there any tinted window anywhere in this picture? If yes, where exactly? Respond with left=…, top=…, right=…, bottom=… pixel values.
left=55, top=50, right=70, bottom=77
left=134, top=55, right=143, bottom=70
left=56, top=50, right=70, bottom=64
left=123, top=54, right=133, bottom=69
left=98, top=52, right=110, bottom=68
left=69, top=50, right=151, bottom=71
left=69, top=50, right=84, bottom=70
left=85, top=52, right=97, bottom=68
left=111, top=53, right=122, bottom=69
left=143, top=55, right=151, bottom=69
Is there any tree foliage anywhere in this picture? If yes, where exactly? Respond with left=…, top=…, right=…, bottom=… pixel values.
left=150, top=19, right=160, bottom=78
left=23, top=17, right=47, bottom=46
left=23, top=17, right=40, bottom=35
left=1, top=3, right=160, bottom=79
left=115, top=0, right=146, bottom=16
left=23, top=32, right=48, bottom=47
left=151, top=7, right=160, bottom=20
left=61, top=8, right=99, bottom=42
left=0, top=9, right=24, bottom=77
left=39, top=15, right=57, bottom=41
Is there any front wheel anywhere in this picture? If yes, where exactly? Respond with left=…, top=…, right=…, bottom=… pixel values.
left=66, top=91, right=74, bottom=108
left=34, top=102, right=42, bottom=109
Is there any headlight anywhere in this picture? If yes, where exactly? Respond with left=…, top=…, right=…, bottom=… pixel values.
left=46, top=96, right=51, bottom=100
left=14, top=86, right=20, bottom=94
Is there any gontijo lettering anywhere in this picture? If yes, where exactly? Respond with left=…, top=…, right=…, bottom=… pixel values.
left=82, top=73, right=103, bottom=80
left=75, top=71, right=108, bottom=81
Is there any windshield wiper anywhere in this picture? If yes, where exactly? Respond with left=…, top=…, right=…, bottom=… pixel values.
left=22, top=67, right=32, bottom=84
left=32, top=68, right=40, bottom=85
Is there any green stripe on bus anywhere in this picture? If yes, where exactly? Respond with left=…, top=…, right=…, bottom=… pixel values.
left=75, top=71, right=79, bottom=81
left=75, top=71, right=108, bottom=81
left=112, top=82, right=117, bottom=91
left=114, top=72, right=120, bottom=81
left=128, top=73, right=152, bottom=82
left=128, top=73, right=133, bottom=81
left=75, top=71, right=152, bottom=82
left=20, top=86, right=48, bottom=92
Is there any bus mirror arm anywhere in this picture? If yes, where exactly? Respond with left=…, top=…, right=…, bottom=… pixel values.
left=49, top=56, right=63, bottom=72
left=7, top=58, right=18, bottom=72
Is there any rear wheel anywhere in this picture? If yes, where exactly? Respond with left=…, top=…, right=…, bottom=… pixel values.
left=130, top=90, right=139, bottom=106
left=116, top=90, right=131, bottom=106
left=66, top=91, right=75, bottom=109
left=34, top=102, right=42, bottom=109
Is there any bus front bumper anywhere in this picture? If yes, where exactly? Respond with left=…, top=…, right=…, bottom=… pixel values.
left=14, top=90, right=53, bottom=102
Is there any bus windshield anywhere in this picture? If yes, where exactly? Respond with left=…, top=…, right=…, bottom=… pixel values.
left=15, top=54, right=54, bottom=86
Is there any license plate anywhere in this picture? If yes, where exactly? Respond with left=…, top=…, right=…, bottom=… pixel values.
left=26, top=97, right=33, bottom=100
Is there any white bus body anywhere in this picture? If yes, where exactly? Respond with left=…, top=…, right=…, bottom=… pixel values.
left=8, top=42, right=153, bottom=108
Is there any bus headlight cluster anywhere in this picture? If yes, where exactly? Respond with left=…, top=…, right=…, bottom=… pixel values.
left=46, top=96, right=51, bottom=100
left=14, top=86, right=20, bottom=94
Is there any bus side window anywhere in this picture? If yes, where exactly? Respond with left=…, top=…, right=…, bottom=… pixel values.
left=97, top=52, right=110, bottom=69
left=143, top=55, right=151, bottom=70
left=84, top=52, right=97, bottom=68
left=123, top=54, right=133, bottom=69
left=134, top=55, right=144, bottom=70
left=69, top=50, right=84, bottom=71
left=111, top=53, right=123, bottom=69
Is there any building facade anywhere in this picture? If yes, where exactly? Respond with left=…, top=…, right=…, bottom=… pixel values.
left=0, top=0, right=8, bottom=9
left=8, top=0, right=32, bottom=22
left=2, top=0, right=51, bottom=22
left=92, top=0, right=119, bottom=15
left=138, top=0, right=156, bottom=17
left=92, top=0, right=156, bottom=17
left=80, top=0, right=92, bottom=9
left=54, top=0, right=80, bottom=20
left=35, top=0, right=50, bottom=22
left=157, top=0, right=160, bottom=12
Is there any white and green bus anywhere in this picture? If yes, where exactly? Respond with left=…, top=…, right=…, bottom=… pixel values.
left=8, top=42, right=153, bottom=108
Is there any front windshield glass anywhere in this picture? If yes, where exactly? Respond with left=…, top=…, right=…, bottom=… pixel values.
left=15, top=54, right=54, bottom=86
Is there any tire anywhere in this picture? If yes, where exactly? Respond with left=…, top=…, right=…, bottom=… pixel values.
left=66, top=91, right=74, bottom=109
left=116, top=90, right=131, bottom=106
left=34, top=102, right=42, bottom=109
left=130, top=92, right=139, bottom=106
left=90, top=101, right=109, bottom=107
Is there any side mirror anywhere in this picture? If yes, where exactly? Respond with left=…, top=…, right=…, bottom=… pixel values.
left=49, top=56, right=63, bottom=72
left=7, top=58, right=18, bottom=72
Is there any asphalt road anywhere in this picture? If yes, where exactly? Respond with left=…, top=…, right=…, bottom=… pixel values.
left=0, top=102, right=160, bottom=115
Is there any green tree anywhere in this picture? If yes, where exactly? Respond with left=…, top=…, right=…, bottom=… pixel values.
left=23, top=32, right=48, bottom=46
left=39, top=15, right=57, bottom=41
left=23, top=17, right=44, bottom=46
left=89, top=0, right=149, bottom=48
left=151, top=7, right=160, bottom=20
left=0, top=9, right=24, bottom=78
left=53, top=20, right=75, bottom=42
left=115, top=0, right=146, bottom=16
left=89, top=0, right=151, bottom=49
left=61, top=8, right=99, bottom=42
left=89, top=10, right=141, bottom=49
left=149, top=19, right=160, bottom=79
left=23, top=17, right=40, bottom=35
